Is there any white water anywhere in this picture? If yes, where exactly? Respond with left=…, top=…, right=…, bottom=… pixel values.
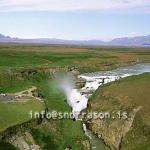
left=56, top=63, right=150, bottom=149
left=55, top=73, right=88, bottom=118
left=75, top=63, right=150, bottom=117
left=57, top=63, right=150, bottom=119
left=79, top=63, right=150, bottom=150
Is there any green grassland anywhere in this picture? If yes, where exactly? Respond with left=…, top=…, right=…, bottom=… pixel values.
left=0, top=44, right=150, bottom=149
left=0, top=44, right=150, bottom=73
left=0, top=98, right=45, bottom=132
left=0, top=69, right=85, bottom=149
left=89, top=73, right=150, bottom=150
left=29, top=74, right=86, bottom=149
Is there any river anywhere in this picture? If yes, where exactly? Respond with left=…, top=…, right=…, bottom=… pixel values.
left=76, top=63, right=150, bottom=150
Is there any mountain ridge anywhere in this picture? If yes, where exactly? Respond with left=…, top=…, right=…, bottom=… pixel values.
left=0, top=33, right=150, bottom=47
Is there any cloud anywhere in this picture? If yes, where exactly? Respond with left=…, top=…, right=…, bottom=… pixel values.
left=0, top=0, right=150, bottom=12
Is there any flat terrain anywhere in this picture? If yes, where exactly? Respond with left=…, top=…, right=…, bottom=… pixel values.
left=0, top=44, right=150, bottom=73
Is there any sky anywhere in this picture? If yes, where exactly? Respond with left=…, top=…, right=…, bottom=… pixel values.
left=0, top=0, right=150, bottom=40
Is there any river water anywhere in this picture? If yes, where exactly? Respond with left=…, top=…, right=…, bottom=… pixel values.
left=75, top=63, right=150, bottom=150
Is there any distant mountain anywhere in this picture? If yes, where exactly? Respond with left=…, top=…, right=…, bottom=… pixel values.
left=0, top=34, right=11, bottom=39
left=16, top=38, right=105, bottom=45
left=0, top=33, right=150, bottom=47
left=109, top=35, right=150, bottom=46
left=0, top=34, right=105, bottom=45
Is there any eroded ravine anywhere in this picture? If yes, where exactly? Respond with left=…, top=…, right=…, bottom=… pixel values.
left=72, top=63, right=150, bottom=150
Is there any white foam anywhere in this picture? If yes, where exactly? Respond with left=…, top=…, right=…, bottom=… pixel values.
left=60, top=63, right=150, bottom=119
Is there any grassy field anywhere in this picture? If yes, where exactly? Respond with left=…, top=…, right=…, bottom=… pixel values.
left=0, top=69, right=86, bottom=150
left=0, top=69, right=85, bottom=149
left=0, top=98, right=45, bottom=132
left=89, top=73, right=150, bottom=150
left=0, top=44, right=150, bottom=149
left=0, top=44, right=150, bottom=73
